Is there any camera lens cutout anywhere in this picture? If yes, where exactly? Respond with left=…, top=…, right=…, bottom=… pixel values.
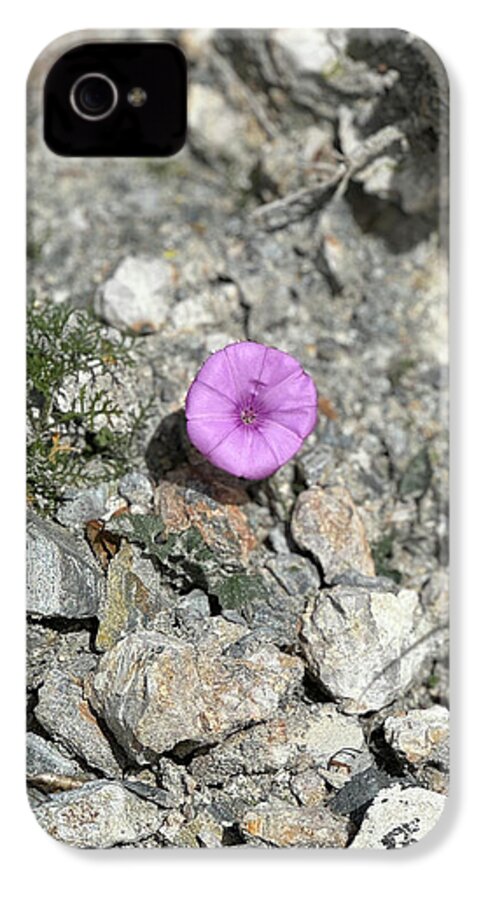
left=70, top=73, right=118, bottom=121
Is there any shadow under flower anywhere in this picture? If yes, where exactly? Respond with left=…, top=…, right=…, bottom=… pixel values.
left=145, top=408, right=253, bottom=507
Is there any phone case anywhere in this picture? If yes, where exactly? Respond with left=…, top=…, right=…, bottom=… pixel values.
left=27, top=29, right=449, bottom=849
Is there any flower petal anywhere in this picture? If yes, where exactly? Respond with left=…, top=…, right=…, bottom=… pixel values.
left=258, top=368, right=317, bottom=415
left=185, top=378, right=237, bottom=420
left=257, top=346, right=300, bottom=392
left=256, top=419, right=304, bottom=470
left=221, top=342, right=270, bottom=405
left=207, top=424, right=279, bottom=480
left=268, top=404, right=318, bottom=439
left=186, top=416, right=240, bottom=457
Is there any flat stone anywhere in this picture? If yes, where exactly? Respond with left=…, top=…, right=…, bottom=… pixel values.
left=329, top=766, right=395, bottom=815
left=86, top=618, right=304, bottom=763
left=33, top=781, right=163, bottom=848
left=291, top=485, right=375, bottom=582
left=26, top=732, right=83, bottom=777
left=35, top=669, right=122, bottom=777
left=27, top=511, right=104, bottom=619
left=351, top=784, right=445, bottom=849
left=95, top=255, right=173, bottom=332
left=190, top=703, right=366, bottom=787
left=96, top=541, right=169, bottom=651
left=241, top=800, right=349, bottom=848
left=384, top=706, right=449, bottom=768
left=300, top=585, right=439, bottom=713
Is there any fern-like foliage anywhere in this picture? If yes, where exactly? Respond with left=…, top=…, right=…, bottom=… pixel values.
left=27, top=301, right=152, bottom=514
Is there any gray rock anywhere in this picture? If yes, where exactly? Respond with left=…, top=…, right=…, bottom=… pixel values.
left=95, top=255, right=173, bottom=332
left=86, top=618, right=304, bottom=763
left=329, top=766, right=395, bottom=815
left=332, top=571, right=401, bottom=593
left=118, top=471, right=154, bottom=510
left=56, top=484, right=113, bottom=529
left=264, top=552, right=320, bottom=598
left=351, top=784, right=445, bottom=849
left=241, top=800, right=349, bottom=848
left=384, top=706, right=449, bottom=770
left=297, top=444, right=336, bottom=487
left=35, top=669, right=122, bottom=777
left=190, top=703, right=366, bottom=786
left=216, top=556, right=318, bottom=647
left=291, top=485, right=375, bottom=582
left=174, top=589, right=211, bottom=629
left=203, top=773, right=279, bottom=826
left=421, top=570, right=449, bottom=626
left=27, top=511, right=104, bottom=618
left=26, top=732, right=83, bottom=777
left=188, top=83, right=262, bottom=180
left=33, top=780, right=163, bottom=848
left=300, top=585, right=440, bottom=713
left=154, top=758, right=195, bottom=809
left=27, top=622, right=96, bottom=690
left=177, top=589, right=211, bottom=617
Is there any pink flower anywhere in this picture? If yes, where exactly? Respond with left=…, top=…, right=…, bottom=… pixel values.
left=185, top=341, right=318, bottom=479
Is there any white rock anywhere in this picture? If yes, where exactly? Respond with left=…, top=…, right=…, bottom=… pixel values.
left=188, top=84, right=245, bottom=160
left=273, top=29, right=341, bottom=76
left=352, top=784, right=445, bottom=849
left=95, top=256, right=173, bottom=332
left=300, top=585, right=439, bottom=713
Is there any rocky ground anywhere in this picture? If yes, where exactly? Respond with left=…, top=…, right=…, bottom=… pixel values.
left=26, top=29, right=449, bottom=849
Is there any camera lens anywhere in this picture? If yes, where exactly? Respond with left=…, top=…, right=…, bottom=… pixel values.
left=70, top=73, right=118, bottom=121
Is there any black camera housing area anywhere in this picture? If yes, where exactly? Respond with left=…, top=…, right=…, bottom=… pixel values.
left=44, top=42, right=187, bottom=157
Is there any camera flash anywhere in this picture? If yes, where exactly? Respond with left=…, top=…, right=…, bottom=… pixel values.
left=127, top=87, right=147, bottom=108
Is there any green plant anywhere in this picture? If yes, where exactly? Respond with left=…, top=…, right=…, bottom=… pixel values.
left=109, top=513, right=218, bottom=592
left=27, top=300, right=152, bottom=514
left=371, top=531, right=402, bottom=584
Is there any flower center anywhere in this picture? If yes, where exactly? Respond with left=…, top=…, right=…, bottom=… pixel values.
left=240, top=405, right=257, bottom=425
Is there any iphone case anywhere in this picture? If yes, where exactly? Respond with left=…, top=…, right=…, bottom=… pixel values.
left=27, top=29, right=449, bottom=849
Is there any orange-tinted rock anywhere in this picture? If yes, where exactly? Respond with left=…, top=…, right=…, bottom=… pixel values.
left=291, top=484, right=375, bottom=581
left=155, top=464, right=258, bottom=565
